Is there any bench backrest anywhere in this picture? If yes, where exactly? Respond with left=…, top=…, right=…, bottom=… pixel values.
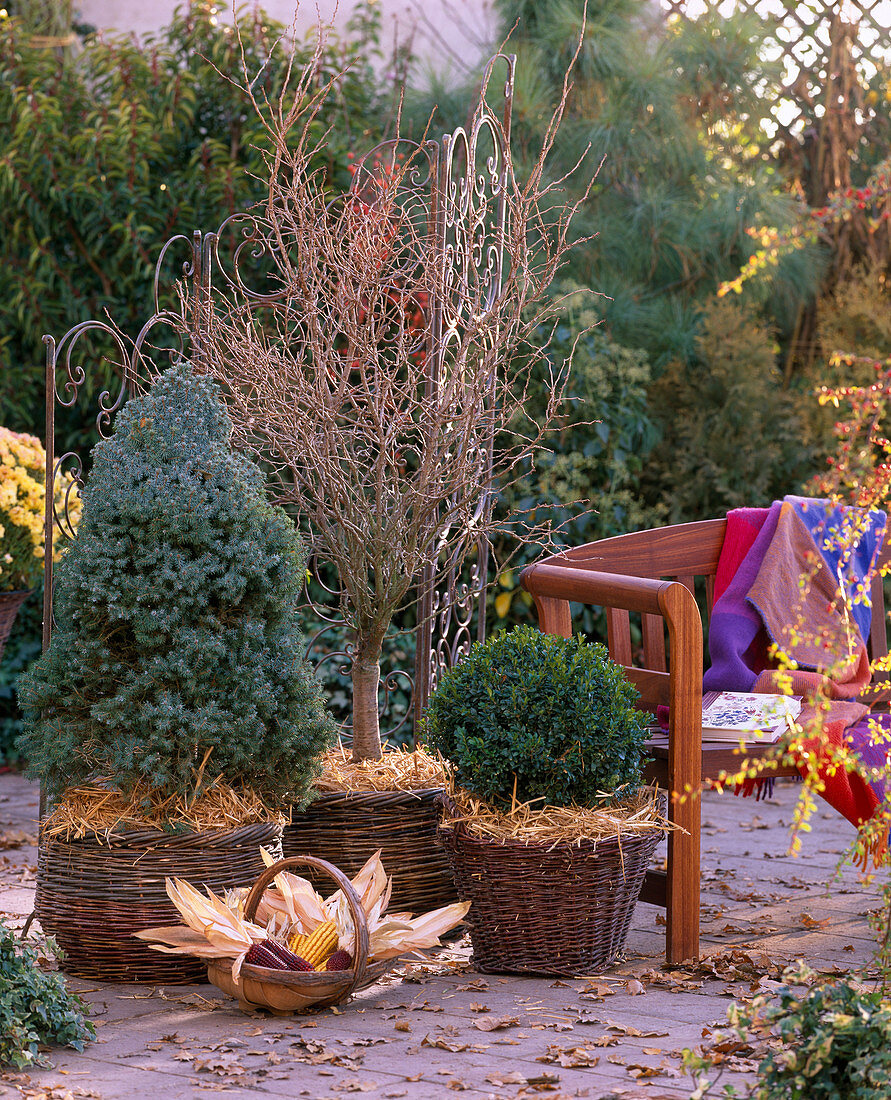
left=541, top=518, right=891, bottom=690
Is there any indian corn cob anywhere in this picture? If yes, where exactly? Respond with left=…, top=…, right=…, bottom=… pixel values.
left=301, top=920, right=338, bottom=968
left=287, top=930, right=308, bottom=956
left=325, top=949, right=353, bottom=972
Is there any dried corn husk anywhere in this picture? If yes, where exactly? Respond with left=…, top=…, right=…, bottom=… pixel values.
left=253, top=845, right=329, bottom=932
left=137, top=849, right=470, bottom=982
left=134, top=877, right=269, bottom=979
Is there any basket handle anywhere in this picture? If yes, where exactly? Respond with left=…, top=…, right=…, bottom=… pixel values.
left=242, top=855, right=370, bottom=995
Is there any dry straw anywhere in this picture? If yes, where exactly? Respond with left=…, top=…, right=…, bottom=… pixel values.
left=441, top=777, right=675, bottom=848
left=314, top=743, right=449, bottom=794
left=41, top=779, right=287, bottom=842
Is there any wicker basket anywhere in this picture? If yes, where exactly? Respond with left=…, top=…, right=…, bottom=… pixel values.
left=437, top=807, right=663, bottom=976
left=207, top=854, right=397, bottom=1015
left=36, top=822, right=283, bottom=983
left=283, top=788, right=458, bottom=914
left=0, top=590, right=30, bottom=664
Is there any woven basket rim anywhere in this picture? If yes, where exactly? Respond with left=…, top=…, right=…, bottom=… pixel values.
left=304, top=786, right=447, bottom=808
left=237, top=956, right=396, bottom=989
left=39, top=820, right=282, bottom=848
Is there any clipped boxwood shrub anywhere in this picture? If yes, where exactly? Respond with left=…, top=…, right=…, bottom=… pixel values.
left=425, top=625, right=650, bottom=811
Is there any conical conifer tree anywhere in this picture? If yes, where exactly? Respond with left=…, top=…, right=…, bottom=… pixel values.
left=19, top=363, right=335, bottom=807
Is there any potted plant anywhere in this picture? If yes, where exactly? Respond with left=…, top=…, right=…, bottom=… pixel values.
left=18, top=363, right=335, bottom=981
left=0, top=427, right=79, bottom=663
left=425, top=624, right=668, bottom=976
left=184, top=40, right=595, bottom=914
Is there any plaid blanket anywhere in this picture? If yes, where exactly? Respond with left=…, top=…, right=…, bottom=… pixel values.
left=703, top=496, right=888, bottom=832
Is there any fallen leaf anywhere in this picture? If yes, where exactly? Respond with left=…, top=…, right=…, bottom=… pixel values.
left=421, top=1035, right=487, bottom=1053
left=191, top=1053, right=246, bottom=1077
left=579, top=981, right=615, bottom=1000
left=537, top=1045, right=600, bottom=1068
left=799, top=913, right=831, bottom=930
left=486, top=1071, right=529, bottom=1086
left=604, top=1020, right=668, bottom=1038
left=473, top=1015, right=520, bottom=1031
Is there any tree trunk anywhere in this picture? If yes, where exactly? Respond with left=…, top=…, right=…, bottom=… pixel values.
left=351, top=639, right=383, bottom=762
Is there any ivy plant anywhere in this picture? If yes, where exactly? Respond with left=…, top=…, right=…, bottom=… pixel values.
left=685, top=964, right=891, bottom=1100
left=0, top=919, right=94, bottom=1069
left=424, top=624, right=650, bottom=810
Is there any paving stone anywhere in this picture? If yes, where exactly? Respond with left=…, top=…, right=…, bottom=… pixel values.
left=0, top=773, right=881, bottom=1099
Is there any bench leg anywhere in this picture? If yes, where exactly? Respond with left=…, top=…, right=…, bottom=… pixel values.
left=664, top=786, right=701, bottom=964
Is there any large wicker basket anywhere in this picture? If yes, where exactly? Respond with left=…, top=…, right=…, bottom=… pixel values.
left=438, top=807, right=662, bottom=976
left=283, top=788, right=457, bottom=914
left=0, top=589, right=30, bottom=664
left=36, top=822, right=283, bottom=983
left=207, top=854, right=398, bottom=1015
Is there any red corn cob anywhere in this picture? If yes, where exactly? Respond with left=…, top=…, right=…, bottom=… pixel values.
left=263, top=940, right=315, bottom=972
left=244, top=943, right=290, bottom=970
left=324, top=949, right=353, bottom=972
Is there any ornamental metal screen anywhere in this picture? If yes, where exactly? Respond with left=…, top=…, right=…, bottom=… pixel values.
left=42, top=52, right=515, bottom=745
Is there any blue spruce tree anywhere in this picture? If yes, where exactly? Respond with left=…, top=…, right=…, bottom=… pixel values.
left=19, top=363, right=335, bottom=808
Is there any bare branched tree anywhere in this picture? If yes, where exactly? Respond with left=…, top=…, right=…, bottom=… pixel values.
left=186, top=28, right=597, bottom=762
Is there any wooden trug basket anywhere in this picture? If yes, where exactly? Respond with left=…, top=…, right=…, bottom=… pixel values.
left=207, top=854, right=396, bottom=1015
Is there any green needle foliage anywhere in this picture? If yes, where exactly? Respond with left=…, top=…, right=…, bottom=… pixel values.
left=18, top=363, right=335, bottom=807
left=425, top=625, right=650, bottom=810
left=0, top=919, right=94, bottom=1069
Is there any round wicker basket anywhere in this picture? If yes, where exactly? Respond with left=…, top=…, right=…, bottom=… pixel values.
left=438, top=808, right=663, bottom=976
left=207, top=854, right=398, bottom=1015
left=283, top=788, right=457, bottom=914
left=0, top=590, right=31, bottom=665
left=36, top=822, right=283, bottom=983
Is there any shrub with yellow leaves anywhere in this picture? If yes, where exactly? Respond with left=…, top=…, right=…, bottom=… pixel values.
left=0, top=427, right=79, bottom=592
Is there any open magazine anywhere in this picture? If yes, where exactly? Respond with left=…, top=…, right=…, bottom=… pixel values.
left=701, top=690, right=802, bottom=744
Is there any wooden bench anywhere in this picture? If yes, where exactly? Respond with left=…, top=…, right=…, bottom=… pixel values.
left=520, top=518, right=891, bottom=964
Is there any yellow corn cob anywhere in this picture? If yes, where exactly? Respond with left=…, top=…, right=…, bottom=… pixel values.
left=287, top=930, right=308, bottom=956
left=301, top=920, right=338, bottom=968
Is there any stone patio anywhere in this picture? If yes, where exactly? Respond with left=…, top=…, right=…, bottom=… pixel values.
left=0, top=770, right=881, bottom=1100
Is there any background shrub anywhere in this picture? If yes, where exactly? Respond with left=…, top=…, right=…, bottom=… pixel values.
left=425, top=625, right=650, bottom=811
left=0, top=2, right=386, bottom=761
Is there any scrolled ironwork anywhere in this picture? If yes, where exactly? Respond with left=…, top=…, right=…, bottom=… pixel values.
left=50, top=452, right=83, bottom=543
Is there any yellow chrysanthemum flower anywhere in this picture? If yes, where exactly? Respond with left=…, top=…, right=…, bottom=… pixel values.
left=0, top=427, right=80, bottom=591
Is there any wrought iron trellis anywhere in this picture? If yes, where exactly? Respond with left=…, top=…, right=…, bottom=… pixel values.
left=42, top=52, right=516, bottom=744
